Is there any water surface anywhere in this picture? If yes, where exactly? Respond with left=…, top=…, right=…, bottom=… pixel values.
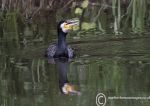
left=0, top=32, right=150, bottom=106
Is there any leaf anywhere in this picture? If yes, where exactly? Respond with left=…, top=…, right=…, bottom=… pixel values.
left=81, top=22, right=96, bottom=30
left=75, top=8, right=83, bottom=15
left=81, top=0, right=89, bottom=8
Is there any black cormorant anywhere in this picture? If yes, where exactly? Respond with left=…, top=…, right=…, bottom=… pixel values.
left=46, top=19, right=79, bottom=58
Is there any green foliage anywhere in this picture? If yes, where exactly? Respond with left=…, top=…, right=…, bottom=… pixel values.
left=81, top=0, right=89, bottom=8
left=81, top=22, right=96, bottom=30
left=132, top=0, right=146, bottom=33
left=75, top=8, right=83, bottom=15
left=0, top=0, right=149, bottom=40
left=1, top=12, right=19, bottom=40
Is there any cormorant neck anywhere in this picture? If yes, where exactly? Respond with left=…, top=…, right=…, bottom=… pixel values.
left=58, top=31, right=67, bottom=49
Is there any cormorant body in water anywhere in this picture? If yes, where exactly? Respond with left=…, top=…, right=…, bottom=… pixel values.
left=46, top=19, right=79, bottom=58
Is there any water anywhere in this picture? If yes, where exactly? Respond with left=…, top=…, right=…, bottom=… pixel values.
left=0, top=30, right=150, bottom=106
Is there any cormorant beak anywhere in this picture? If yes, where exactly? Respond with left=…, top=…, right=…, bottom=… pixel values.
left=64, top=19, right=79, bottom=30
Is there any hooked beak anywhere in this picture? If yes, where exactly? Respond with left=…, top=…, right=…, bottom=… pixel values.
left=64, top=19, right=79, bottom=30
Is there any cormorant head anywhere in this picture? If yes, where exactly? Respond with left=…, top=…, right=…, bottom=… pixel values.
left=57, top=19, right=79, bottom=34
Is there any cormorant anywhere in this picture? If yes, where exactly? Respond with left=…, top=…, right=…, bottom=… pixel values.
left=46, top=19, right=79, bottom=58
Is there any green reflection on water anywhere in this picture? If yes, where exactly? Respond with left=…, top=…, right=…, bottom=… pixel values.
left=0, top=32, right=150, bottom=106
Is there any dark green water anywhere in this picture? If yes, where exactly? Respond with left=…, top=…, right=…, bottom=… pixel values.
left=0, top=31, right=150, bottom=106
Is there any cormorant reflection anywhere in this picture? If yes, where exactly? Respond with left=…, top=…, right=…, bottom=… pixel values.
left=48, top=57, right=80, bottom=95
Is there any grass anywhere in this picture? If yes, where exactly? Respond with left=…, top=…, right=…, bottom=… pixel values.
left=0, top=0, right=149, bottom=40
